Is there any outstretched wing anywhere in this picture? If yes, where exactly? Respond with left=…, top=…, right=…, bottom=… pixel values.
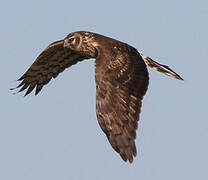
left=95, top=50, right=149, bottom=163
left=13, top=40, right=89, bottom=96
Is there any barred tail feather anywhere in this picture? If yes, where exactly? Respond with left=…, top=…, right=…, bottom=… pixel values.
left=139, top=52, right=183, bottom=80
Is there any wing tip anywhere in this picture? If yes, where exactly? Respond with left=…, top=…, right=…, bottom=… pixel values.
left=11, top=78, right=43, bottom=97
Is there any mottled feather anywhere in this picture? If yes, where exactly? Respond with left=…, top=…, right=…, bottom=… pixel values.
left=95, top=39, right=149, bottom=162
left=12, top=31, right=183, bottom=163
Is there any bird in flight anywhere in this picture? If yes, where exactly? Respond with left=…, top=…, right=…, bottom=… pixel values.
left=12, top=31, right=183, bottom=163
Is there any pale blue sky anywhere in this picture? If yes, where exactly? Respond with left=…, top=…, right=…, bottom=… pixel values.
left=1, top=0, right=208, bottom=179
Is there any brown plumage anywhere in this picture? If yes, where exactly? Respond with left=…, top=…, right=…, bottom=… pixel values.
left=12, top=31, right=183, bottom=163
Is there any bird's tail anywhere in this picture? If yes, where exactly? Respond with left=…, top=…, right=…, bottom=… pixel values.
left=139, top=52, right=183, bottom=80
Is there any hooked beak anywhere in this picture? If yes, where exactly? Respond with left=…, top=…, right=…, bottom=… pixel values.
left=63, top=39, right=70, bottom=48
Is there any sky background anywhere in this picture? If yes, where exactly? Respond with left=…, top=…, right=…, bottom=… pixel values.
left=1, top=0, right=208, bottom=179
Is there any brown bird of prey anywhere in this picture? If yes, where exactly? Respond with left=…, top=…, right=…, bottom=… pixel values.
left=12, top=31, right=183, bottom=163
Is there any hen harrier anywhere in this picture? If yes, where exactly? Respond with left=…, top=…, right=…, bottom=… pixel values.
left=12, top=31, right=183, bottom=163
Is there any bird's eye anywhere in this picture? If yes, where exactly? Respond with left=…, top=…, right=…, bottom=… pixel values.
left=68, top=37, right=75, bottom=43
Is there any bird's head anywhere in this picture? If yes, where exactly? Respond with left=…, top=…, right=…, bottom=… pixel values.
left=64, top=31, right=98, bottom=58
